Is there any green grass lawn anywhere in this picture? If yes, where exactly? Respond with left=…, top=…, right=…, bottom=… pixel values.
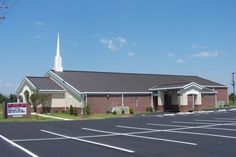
left=48, top=112, right=132, bottom=120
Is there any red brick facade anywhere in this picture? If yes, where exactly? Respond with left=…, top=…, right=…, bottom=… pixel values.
left=202, top=94, right=216, bottom=108
left=87, top=94, right=151, bottom=113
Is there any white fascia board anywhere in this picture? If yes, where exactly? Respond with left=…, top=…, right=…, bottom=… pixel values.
left=15, top=77, right=36, bottom=95
left=25, top=77, right=37, bottom=89
left=202, top=91, right=217, bottom=94
left=84, top=92, right=152, bottom=95
left=39, top=90, right=66, bottom=92
left=47, top=70, right=82, bottom=95
left=183, top=82, right=203, bottom=90
left=204, top=85, right=228, bottom=88
left=149, top=86, right=182, bottom=91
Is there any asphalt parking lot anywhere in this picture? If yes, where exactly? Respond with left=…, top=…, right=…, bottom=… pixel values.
left=1, top=109, right=236, bottom=157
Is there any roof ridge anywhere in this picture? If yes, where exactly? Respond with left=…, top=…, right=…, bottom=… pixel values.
left=50, top=69, right=197, bottom=77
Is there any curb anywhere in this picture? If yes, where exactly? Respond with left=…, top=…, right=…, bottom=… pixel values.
left=31, top=113, right=74, bottom=121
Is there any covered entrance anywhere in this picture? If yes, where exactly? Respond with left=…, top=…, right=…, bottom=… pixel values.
left=150, top=82, right=208, bottom=112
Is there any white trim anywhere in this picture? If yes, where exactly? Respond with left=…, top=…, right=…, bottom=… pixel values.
left=38, top=90, right=66, bottom=92
left=84, top=92, right=152, bottom=95
left=204, top=85, right=228, bottom=88
left=47, top=70, right=82, bottom=95
left=183, top=82, right=203, bottom=90
left=15, top=77, right=36, bottom=95
left=149, top=86, right=182, bottom=91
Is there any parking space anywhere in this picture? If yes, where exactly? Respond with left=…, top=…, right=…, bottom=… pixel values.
left=1, top=110, right=236, bottom=157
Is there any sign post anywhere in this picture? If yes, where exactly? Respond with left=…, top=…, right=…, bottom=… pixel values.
left=4, top=103, right=31, bottom=119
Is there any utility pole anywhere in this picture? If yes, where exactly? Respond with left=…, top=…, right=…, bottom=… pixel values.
left=232, top=72, right=236, bottom=102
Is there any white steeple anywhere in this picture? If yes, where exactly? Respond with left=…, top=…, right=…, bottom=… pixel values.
left=54, top=33, right=63, bottom=72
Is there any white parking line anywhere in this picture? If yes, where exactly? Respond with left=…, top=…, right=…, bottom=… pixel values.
left=167, top=130, right=236, bottom=139
left=172, top=121, right=215, bottom=125
left=83, top=127, right=197, bottom=146
left=215, top=118, right=236, bottom=121
left=12, top=133, right=121, bottom=142
left=117, top=122, right=236, bottom=140
left=41, top=129, right=135, bottom=153
left=196, top=119, right=236, bottom=123
left=0, top=134, right=39, bottom=157
left=147, top=123, right=236, bottom=132
left=147, top=123, right=189, bottom=128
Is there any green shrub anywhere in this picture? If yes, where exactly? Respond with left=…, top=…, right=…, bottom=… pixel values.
left=73, top=106, right=77, bottom=116
left=106, top=110, right=110, bottom=114
left=112, top=111, right=117, bottom=115
left=82, top=103, right=90, bottom=115
left=149, top=106, right=153, bottom=112
left=129, top=108, right=134, bottom=114
left=146, top=107, right=150, bottom=112
left=69, top=105, right=74, bottom=115
left=122, top=110, right=125, bottom=114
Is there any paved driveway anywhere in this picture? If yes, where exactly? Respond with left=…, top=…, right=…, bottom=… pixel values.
left=1, top=109, right=236, bottom=157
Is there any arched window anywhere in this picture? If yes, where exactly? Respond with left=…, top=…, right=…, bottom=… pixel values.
left=18, top=95, right=23, bottom=103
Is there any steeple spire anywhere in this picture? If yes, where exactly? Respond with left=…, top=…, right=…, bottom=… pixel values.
left=54, top=33, right=63, bottom=72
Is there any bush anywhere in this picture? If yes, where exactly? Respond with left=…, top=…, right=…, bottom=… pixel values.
left=83, top=103, right=90, bottom=115
left=129, top=108, right=134, bottom=114
left=69, top=105, right=73, bottom=115
left=146, top=106, right=153, bottom=112
left=106, top=110, right=110, bottom=114
left=149, top=106, right=153, bottom=112
left=73, top=106, right=77, bottom=116
left=122, top=110, right=125, bottom=114
left=112, top=111, right=117, bottom=115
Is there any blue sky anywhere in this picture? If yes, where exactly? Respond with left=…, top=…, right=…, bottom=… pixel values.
left=0, top=0, right=235, bottom=95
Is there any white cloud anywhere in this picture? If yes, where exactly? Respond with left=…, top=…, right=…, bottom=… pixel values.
left=100, top=36, right=127, bottom=51
left=35, top=34, right=42, bottom=39
left=0, top=81, right=15, bottom=88
left=176, top=59, right=184, bottom=63
left=117, top=36, right=126, bottom=47
left=167, top=53, right=175, bottom=57
left=128, top=52, right=135, bottom=57
left=190, top=51, right=219, bottom=58
left=191, top=44, right=207, bottom=49
left=35, top=21, right=45, bottom=26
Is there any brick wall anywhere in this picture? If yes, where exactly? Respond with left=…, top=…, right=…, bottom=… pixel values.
left=202, top=94, right=216, bottom=108
left=214, top=87, right=228, bottom=105
left=87, top=94, right=151, bottom=113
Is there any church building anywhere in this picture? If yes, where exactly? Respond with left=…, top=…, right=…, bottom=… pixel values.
left=16, top=35, right=228, bottom=113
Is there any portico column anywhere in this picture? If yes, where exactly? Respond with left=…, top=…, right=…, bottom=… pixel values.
left=157, top=91, right=165, bottom=112
left=194, top=93, right=202, bottom=111
left=121, top=94, right=124, bottom=107
left=179, top=93, right=188, bottom=112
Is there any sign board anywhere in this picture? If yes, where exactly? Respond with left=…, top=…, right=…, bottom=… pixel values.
left=6, top=103, right=29, bottom=118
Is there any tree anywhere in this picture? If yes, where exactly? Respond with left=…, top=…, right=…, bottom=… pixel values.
left=30, top=91, right=39, bottom=112
left=30, top=91, right=47, bottom=113
left=229, top=93, right=236, bottom=102
left=8, top=94, right=17, bottom=102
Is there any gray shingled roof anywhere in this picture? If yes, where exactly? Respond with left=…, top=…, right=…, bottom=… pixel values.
left=51, top=70, right=225, bottom=93
left=26, top=77, right=63, bottom=91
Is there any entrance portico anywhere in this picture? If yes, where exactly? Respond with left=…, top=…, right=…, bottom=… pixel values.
left=150, top=82, right=213, bottom=112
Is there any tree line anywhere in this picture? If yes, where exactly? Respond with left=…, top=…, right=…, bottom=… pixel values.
left=0, top=93, right=17, bottom=104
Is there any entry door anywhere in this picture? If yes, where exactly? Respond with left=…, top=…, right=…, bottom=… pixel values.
left=164, top=94, right=172, bottom=111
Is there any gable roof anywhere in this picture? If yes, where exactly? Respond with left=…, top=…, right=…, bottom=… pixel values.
left=26, top=77, right=64, bottom=91
left=50, top=70, right=226, bottom=93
